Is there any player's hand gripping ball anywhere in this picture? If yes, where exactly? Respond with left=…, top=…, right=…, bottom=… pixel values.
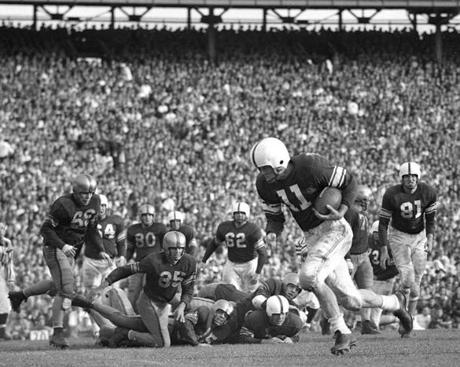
left=314, top=187, right=342, bottom=215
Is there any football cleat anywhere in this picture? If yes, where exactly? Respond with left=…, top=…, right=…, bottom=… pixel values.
left=330, top=331, right=357, bottom=355
left=49, top=333, right=70, bottom=349
left=8, top=291, right=27, bottom=313
left=108, top=327, right=130, bottom=348
left=71, top=294, right=93, bottom=310
left=361, top=320, right=380, bottom=335
left=393, top=292, right=413, bottom=338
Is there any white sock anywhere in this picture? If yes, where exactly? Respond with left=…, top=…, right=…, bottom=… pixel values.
left=329, top=314, right=351, bottom=335
left=381, top=295, right=399, bottom=311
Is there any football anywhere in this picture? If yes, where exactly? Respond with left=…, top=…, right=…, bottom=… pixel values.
left=314, top=187, right=342, bottom=215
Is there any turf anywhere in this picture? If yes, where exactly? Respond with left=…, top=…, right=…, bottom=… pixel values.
left=0, top=329, right=459, bottom=367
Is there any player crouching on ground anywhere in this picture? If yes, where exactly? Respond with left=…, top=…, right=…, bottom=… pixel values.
left=72, top=231, right=196, bottom=348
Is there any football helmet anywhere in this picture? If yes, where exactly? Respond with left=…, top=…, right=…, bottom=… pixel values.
left=139, top=204, right=155, bottom=227
left=355, top=185, right=372, bottom=212
left=250, top=137, right=290, bottom=170
left=167, top=211, right=185, bottom=230
left=399, top=162, right=420, bottom=191
left=266, top=295, right=290, bottom=326
left=163, top=231, right=186, bottom=265
left=212, top=299, right=235, bottom=326
left=99, top=194, right=109, bottom=217
left=399, top=162, right=421, bottom=178
left=72, top=174, right=97, bottom=206
left=232, top=201, right=250, bottom=226
left=282, top=272, right=301, bottom=301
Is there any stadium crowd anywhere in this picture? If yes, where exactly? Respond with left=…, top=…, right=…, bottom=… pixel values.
left=1, top=24, right=460, bottom=339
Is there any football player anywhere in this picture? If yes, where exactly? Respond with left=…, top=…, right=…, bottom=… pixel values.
left=368, top=221, right=399, bottom=331
left=0, top=223, right=14, bottom=341
left=250, top=137, right=412, bottom=355
left=202, top=202, right=268, bottom=292
left=167, top=210, right=198, bottom=256
left=344, top=185, right=379, bottom=334
left=9, top=174, right=107, bottom=349
left=72, top=231, right=196, bottom=348
left=378, top=162, right=438, bottom=336
left=244, top=295, right=303, bottom=343
left=125, top=204, right=167, bottom=310
left=82, top=194, right=126, bottom=297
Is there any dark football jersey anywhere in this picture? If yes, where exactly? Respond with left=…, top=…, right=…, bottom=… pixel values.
left=368, top=234, right=398, bottom=281
left=255, top=154, right=357, bottom=233
left=139, top=252, right=196, bottom=304
left=85, top=214, right=126, bottom=259
left=344, top=207, right=369, bottom=255
left=40, top=193, right=100, bottom=250
left=216, top=221, right=264, bottom=263
left=379, top=182, right=437, bottom=234
left=126, top=222, right=167, bottom=261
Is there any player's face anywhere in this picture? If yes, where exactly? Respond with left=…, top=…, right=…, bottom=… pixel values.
left=402, top=174, right=418, bottom=192
left=169, top=219, right=181, bottom=230
left=213, top=310, right=230, bottom=326
left=166, top=246, right=185, bottom=265
left=75, top=191, right=93, bottom=206
left=141, top=213, right=154, bottom=227
left=283, top=283, right=301, bottom=301
left=354, top=197, right=369, bottom=212
left=259, top=165, right=286, bottom=183
left=233, top=212, right=247, bottom=226
left=268, top=313, right=287, bottom=326
left=100, top=204, right=107, bottom=217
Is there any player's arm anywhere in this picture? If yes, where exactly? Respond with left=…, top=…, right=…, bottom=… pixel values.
left=251, top=279, right=276, bottom=309
left=254, top=239, right=268, bottom=275
left=425, top=191, right=439, bottom=253
left=40, top=201, right=69, bottom=250
left=378, top=191, right=393, bottom=268
left=125, top=229, right=135, bottom=262
left=202, top=226, right=224, bottom=263
left=116, top=227, right=127, bottom=262
left=174, top=261, right=197, bottom=323
left=179, top=263, right=197, bottom=307
left=324, top=165, right=357, bottom=219
left=105, top=260, right=145, bottom=285
left=255, top=176, right=285, bottom=237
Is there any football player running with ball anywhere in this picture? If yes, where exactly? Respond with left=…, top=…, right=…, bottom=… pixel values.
left=250, top=137, right=412, bottom=355
left=378, top=162, right=438, bottom=337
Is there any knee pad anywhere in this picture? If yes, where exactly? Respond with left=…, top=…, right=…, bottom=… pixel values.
left=398, top=265, right=414, bottom=289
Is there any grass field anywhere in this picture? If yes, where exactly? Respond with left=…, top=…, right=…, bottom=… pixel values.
left=1, top=329, right=459, bottom=367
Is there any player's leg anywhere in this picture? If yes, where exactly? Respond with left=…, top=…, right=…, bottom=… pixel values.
left=127, top=273, right=144, bottom=313
left=409, top=233, right=428, bottom=317
left=197, top=283, right=220, bottom=300
left=389, top=229, right=413, bottom=304
left=370, top=278, right=397, bottom=329
left=353, top=255, right=379, bottom=334
left=9, top=279, right=56, bottom=312
left=240, top=258, right=259, bottom=293
left=299, top=219, right=356, bottom=354
left=222, top=261, right=243, bottom=291
left=127, top=291, right=171, bottom=347
left=43, top=246, right=76, bottom=349
left=388, top=229, right=414, bottom=337
left=0, top=276, right=11, bottom=340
